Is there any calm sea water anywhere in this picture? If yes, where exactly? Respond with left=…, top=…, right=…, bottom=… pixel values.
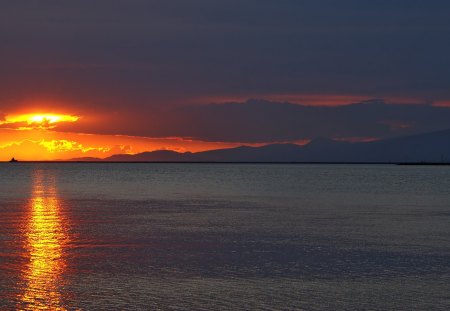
left=0, top=163, right=449, bottom=310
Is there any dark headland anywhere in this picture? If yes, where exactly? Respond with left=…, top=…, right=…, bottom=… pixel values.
left=61, top=128, right=450, bottom=164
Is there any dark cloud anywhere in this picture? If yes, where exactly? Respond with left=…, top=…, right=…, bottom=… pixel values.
left=1, top=0, right=450, bottom=112
left=1, top=1, right=450, bottom=146
left=54, top=100, right=450, bottom=143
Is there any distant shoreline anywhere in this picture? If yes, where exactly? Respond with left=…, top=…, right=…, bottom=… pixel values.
left=1, top=161, right=450, bottom=165
left=396, top=162, right=450, bottom=166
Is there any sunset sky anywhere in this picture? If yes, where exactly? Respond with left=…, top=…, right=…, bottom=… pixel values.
left=1, top=1, right=450, bottom=160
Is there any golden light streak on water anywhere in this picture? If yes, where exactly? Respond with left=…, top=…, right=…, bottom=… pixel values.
left=17, top=170, right=69, bottom=310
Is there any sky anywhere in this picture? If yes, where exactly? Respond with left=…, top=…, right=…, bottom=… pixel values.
left=1, top=0, right=450, bottom=160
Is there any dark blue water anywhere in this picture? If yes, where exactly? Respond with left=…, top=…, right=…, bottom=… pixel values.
left=0, top=164, right=449, bottom=310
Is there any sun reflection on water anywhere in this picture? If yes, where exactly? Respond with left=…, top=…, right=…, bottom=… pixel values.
left=18, top=170, right=69, bottom=310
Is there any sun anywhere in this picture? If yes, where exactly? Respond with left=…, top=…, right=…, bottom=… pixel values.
left=27, top=114, right=78, bottom=124
left=20, top=114, right=79, bottom=125
left=1, top=113, right=79, bottom=129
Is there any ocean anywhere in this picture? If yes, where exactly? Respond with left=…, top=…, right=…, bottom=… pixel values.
left=0, top=163, right=449, bottom=310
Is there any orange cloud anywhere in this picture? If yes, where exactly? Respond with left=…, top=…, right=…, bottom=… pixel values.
left=434, top=100, right=450, bottom=107
left=38, top=140, right=107, bottom=153
left=194, top=94, right=427, bottom=107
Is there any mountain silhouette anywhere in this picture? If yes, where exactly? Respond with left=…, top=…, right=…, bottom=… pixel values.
left=71, top=128, right=450, bottom=163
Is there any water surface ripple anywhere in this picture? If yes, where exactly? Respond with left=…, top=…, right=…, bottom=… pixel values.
left=0, top=164, right=449, bottom=310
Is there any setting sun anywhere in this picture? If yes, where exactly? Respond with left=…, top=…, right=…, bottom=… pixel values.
left=4, top=114, right=79, bottom=126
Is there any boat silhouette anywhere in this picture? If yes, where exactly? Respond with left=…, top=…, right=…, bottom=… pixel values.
left=9, top=157, right=18, bottom=163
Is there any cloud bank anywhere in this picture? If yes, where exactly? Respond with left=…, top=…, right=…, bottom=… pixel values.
left=1, top=0, right=450, bottom=112
left=54, top=99, right=450, bottom=143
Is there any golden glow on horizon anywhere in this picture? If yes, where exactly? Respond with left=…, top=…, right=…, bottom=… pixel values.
left=0, top=111, right=267, bottom=160
left=18, top=171, right=69, bottom=310
left=0, top=109, right=308, bottom=160
left=0, top=127, right=271, bottom=161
